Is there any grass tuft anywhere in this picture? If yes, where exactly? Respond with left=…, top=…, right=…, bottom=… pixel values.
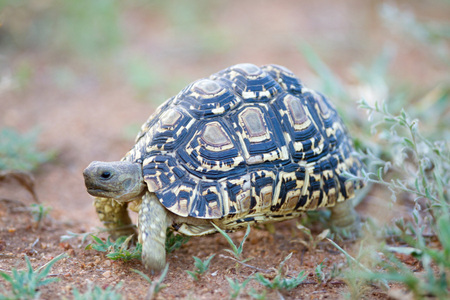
left=165, top=228, right=190, bottom=254
left=132, top=264, right=169, bottom=298
left=0, top=254, right=66, bottom=299
left=185, top=254, right=215, bottom=281
left=295, top=223, right=330, bottom=251
left=301, top=4, right=450, bottom=295
left=227, top=276, right=251, bottom=299
left=85, top=235, right=141, bottom=262
left=212, top=223, right=251, bottom=263
left=28, top=203, right=51, bottom=228
left=0, top=128, right=55, bottom=171
left=253, top=253, right=307, bottom=292
left=72, top=282, right=123, bottom=300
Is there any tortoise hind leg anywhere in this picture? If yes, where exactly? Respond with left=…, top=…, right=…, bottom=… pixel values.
left=329, top=199, right=361, bottom=238
left=139, top=192, right=168, bottom=272
left=94, top=197, right=136, bottom=239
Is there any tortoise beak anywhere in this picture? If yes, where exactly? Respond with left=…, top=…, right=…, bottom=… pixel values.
left=83, top=161, right=115, bottom=195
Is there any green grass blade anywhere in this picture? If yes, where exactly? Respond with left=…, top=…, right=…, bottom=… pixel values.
left=185, top=270, right=198, bottom=281
left=211, top=223, right=239, bottom=257
left=237, top=224, right=251, bottom=256
left=156, top=263, right=169, bottom=287
left=36, top=253, right=67, bottom=278
left=202, top=254, right=215, bottom=272
left=0, top=272, right=12, bottom=282
left=298, top=42, right=347, bottom=99
left=131, top=268, right=152, bottom=283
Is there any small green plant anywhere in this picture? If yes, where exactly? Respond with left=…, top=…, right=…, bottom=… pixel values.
left=60, top=230, right=94, bottom=246
left=315, top=260, right=326, bottom=284
left=185, top=254, right=215, bottom=281
left=359, top=217, right=450, bottom=299
left=314, top=259, right=344, bottom=286
left=74, top=227, right=189, bottom=260
left=85, top=235, right=118, bottom=252
left=212, top=223, right=251, bottom=262
left=295, top=223, right=330, bottom=251
left=165, top=228, right=190, bottom=253
left=348, top=100, right=450, bottom=298
left=253, top=253, right=307, bottom=292
left=327, top=238, right=381, bottom=279
left=132, top=264, right=169, bottom=299
left=0, top=128, right=55, bottom=171
left=85, top=235, right=141, bottom=261
left=301, top=8, right=450, bottom=295
left=253, top=269, right=307, bottom=292
left=72, top=282, right=123, bottom=300
left=28, top=203, right=51, bottom=228
left=227, top=277, right=251, bottom=299
left=247, top=288, right=267, bottom=300
left=0, top=253, right=66, bottom=300
left=325, top=238, right=379, bottom=299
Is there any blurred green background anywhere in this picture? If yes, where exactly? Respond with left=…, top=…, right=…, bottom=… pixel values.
left=1, top=0, right=449, bottom=165
left=0, top=0, right=448, bottom=202
left=1, top=0, right=448, bottom=103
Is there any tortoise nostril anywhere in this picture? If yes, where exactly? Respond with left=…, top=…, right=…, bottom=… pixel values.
left=100, top=171, right=111, bottom=179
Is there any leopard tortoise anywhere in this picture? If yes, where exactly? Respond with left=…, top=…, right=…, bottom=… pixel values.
left=83, top=63, right=364, bottom=271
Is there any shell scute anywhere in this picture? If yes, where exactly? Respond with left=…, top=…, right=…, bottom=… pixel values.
left=142, top=155, right=185, bottom=192
left=262, top=64, right=303, bottom=94
left=232, top=105, right=289, bottom=166
left=189, top=182, right=223, bottom=219
left=158, top=178, right=196, bottom=217
left=250, top=170, right=276, bottom=211
left=139, top=108, right=193, bottom=156
left=271, top=93, right=323, bottom=163
left=175, top=79, right=240, bottom=118
left=212, top=63, right=283, bottom=102
left=200, top=121, right=233, bottom=150
left=178, top=120, right=245, bottom=180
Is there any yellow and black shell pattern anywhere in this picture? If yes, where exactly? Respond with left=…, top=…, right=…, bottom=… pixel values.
left=126, top=63, right=364, bottom=223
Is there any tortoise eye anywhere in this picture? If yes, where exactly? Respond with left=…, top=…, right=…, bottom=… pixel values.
left=100, top=171, right=111, bottom=179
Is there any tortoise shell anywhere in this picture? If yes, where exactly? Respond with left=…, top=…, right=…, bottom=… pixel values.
left=125, top=63, right=364, bottom=224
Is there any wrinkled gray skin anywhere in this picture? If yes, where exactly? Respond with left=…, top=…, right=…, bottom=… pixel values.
left=83, top=161, right=169, bottom=271
left=83, top=161, right=145, bottom=202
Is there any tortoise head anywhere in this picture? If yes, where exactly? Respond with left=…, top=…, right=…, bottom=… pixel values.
left=83, top=161, right=145, bottom=202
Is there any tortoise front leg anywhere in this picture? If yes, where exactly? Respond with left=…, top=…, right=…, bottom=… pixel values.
left=94, top=197, right=136, bottom=239
left=139, top=192, right=168, bottom=272
left=329, top=198, right=361, bottom=238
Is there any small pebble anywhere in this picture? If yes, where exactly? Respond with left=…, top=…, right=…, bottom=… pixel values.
left=67, top=248, right=75, bottom=257
left=102, top=270, right=111, bottom=278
